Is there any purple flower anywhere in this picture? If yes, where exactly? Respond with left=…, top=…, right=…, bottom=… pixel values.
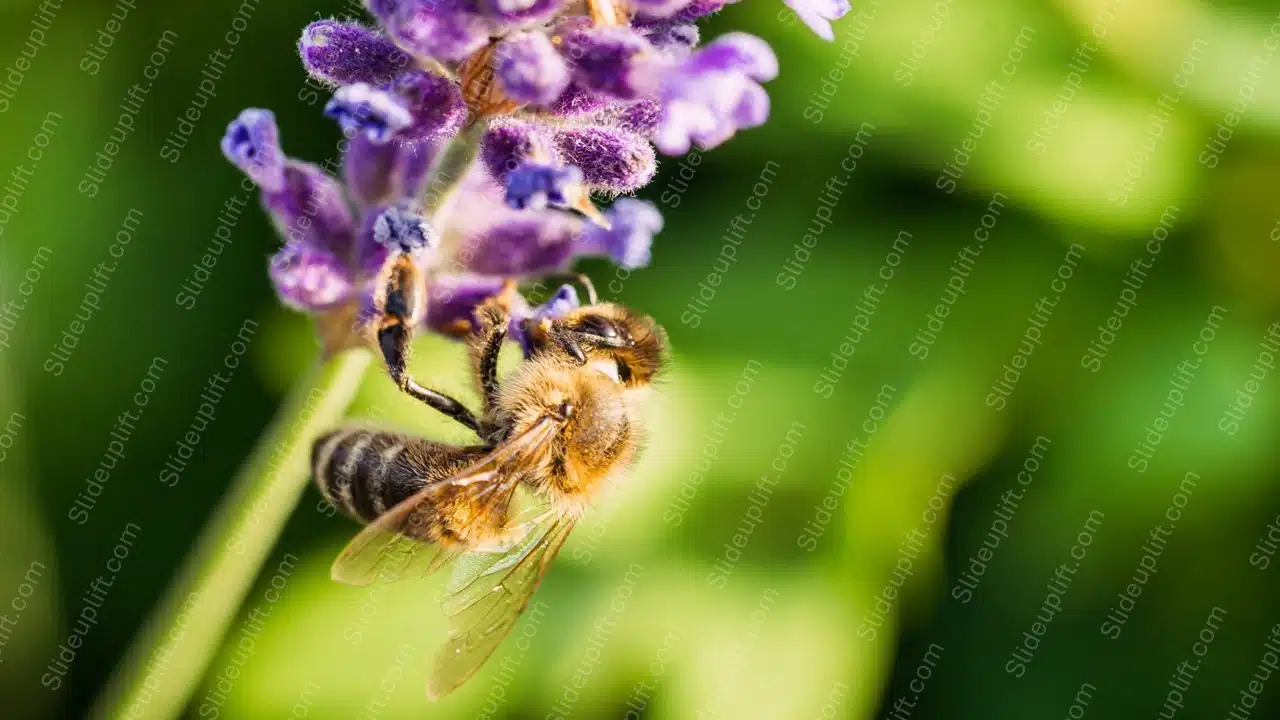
left=343, top=134, right=434, bottom=207
left=638, top=0, right=731, bottom=24
left=580, top=199, right=661, bottom=268
left=425, top=274, right=520, bottom=338
left=299, top=21, right=408, bottom=86
left=221, top=109, right=286, bottom=192
left=380, top=0, right=490, bottom=63
left=324, top=83, right=413, bottom=143
left=552, top=126, right=655, bottom=193
left=373, top=204, right=434, bottom=252
left=480, top=118, right=551, bottom=183
left=559, top=26, right=657, bottom=100
left=653, top=33, right=777, bottom=154
left=784, top=0, right=852, bottom=41
left=388, top=70, right=469, bottom=141
left=459, top=213, right=583, bottom=276
left=496, top=32, right=571, bottom=106
left=504, top=162, right=582, bottom=210
left=644, top=23, right=700, bottom=60
left=269, top=244, right=353, bottom=311
left=629, top=0, right=696, bottom=19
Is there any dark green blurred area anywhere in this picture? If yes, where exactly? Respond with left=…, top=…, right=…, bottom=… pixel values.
left=3, top=0, right=1280, bottom=717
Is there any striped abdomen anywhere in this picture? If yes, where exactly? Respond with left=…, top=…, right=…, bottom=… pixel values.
left=312, top=429, right=487, bottom=524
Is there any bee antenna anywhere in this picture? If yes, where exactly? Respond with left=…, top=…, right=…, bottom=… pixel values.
left=578, top=274, right=599, bottom=305
left=540, top=272, right=598, bottom=306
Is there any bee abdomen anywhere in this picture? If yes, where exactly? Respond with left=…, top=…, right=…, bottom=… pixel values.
left=312, top=429, right=490, bottom=525
left=313, top=429, right=420, bottom=523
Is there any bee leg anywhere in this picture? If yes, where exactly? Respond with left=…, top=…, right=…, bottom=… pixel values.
left=375, top=253, right=482, bottom=435
left=470, top=300, right=510, bottom=414
left=378, top=323, right=482, bottom=434
left=547, top=326, right=588, bottom=365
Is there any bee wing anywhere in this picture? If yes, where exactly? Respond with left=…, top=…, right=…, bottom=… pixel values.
left=427, top=510, right=576, bottom=700
left=330, top=415, right=562, bottom=587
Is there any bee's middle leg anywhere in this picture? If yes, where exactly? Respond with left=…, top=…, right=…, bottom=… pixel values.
left=469, top=299, right=511, bottom=415
left=375, top=253, right=482, bottom=434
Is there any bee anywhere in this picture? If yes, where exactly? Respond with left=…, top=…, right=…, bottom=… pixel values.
left=312, top=269, right=666, bottom=699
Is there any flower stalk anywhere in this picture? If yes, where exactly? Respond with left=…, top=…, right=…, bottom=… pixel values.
left=90, top=348, right=374, bottom=720
left=421, top=117, right=490, bottom=216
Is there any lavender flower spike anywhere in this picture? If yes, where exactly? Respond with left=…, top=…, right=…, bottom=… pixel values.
left=220, top=109, right=286, bottom=192
left=785, top=0, right=852, bottom=41
left=324, top=83, right=413, bottom=144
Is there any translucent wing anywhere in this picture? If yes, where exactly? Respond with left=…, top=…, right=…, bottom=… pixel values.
left=427, top=510, right=576, bottom=699
left=330, top=415, right=562, bottom=587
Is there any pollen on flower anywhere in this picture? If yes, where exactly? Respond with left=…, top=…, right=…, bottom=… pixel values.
left=373, top=205, right=434, bottom=252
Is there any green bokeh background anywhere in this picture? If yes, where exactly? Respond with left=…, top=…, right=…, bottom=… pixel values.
left=3, top=0, right=1280, bottom=717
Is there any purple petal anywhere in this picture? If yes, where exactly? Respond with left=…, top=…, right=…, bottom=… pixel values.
left=547, top=82, right=612, bottom=117
left=553, top=126, right=655, bottom=193
left=389, top=70, right=468, bottom=141
left=691, top=33, right=778, bottom=82
left=629, top=0, right=694, bottom=19
left=784, top=0, right=851, bottom=41
left=481, top=118, right=552, bottom=183
left=653, top=94, right=722, bottom=155
left=643, top=23, right=700, bottom=60
left=343, top=134, right=435, bottom=207
left=458, top=212, right=583, bottom=275
left=496, top=32, right=571, bottom=106
left=221, top=108, right=286, bottom=193
left=610, top=99, right=662, bottom=135
left=654, top=34, right=776, bottom=154
left=424, top=274, right=516, bottom=337
left=386, top=1, right=490, bottom=63
left=559, top=26, right=657, bottom=100
left=299, top=21, right=409, bottom=86
left=269, top=244, right=354, bottom=311
left=504, top=162, right=582, bottom=210
left=372, top=204, right=435, bottom=252
left=579, top=198, right=661, bottom=269
left=732, top=81, right=770, bottom=128
left=324, top=83, right=414, bottom=143
left=263, top=163, right=357, bottom=256
left=637, top=0, right=731, bottom=24
left=477, top=0, right=566, bottom=25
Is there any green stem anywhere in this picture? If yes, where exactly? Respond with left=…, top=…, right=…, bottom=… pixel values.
left=90, top=348, right=373, bottom=720
left=421, top=117, right=490, bottom=217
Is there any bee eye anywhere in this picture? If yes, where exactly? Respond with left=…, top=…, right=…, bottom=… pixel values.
left=576, top=316, right=618, bottom=339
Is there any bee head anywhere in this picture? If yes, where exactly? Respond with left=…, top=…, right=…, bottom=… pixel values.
left=555, top=304, right=666, bottom=387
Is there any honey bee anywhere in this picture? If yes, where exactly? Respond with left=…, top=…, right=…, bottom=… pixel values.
left=312, top=271, right=666, bottom=699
